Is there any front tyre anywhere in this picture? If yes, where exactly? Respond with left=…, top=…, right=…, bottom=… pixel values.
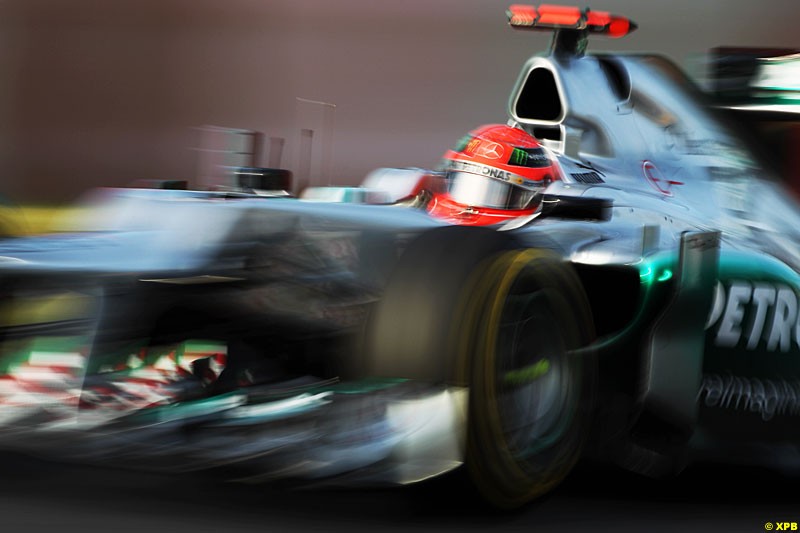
left=461, top=249, right=596, bottom=508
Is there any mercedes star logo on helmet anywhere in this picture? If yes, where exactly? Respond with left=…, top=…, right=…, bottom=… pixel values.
left=476, top=142, right=504, bottom=160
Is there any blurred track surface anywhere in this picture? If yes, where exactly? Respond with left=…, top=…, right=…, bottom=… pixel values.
left=1, top=452, right=796, bottom=533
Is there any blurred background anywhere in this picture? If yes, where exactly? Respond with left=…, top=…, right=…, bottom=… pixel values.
left=0, top=0, right=797, bottom=204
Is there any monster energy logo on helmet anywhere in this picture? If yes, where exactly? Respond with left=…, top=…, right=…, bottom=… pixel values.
left=509, top=147, right=551, bottom=168
left=455, top=135, right=550, bottom=169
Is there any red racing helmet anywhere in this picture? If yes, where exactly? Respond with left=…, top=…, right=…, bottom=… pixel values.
left=428, top=124, right=559, bottom=226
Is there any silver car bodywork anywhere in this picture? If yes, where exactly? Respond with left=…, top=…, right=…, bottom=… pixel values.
left=1, top=6, right=800, bottom=500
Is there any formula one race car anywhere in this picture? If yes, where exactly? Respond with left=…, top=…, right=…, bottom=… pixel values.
left=2, top=4, right=800, bottom=510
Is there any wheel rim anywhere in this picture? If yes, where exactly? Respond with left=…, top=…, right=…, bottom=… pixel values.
left=464, top=248, right=595, bottom=507
left=494, top=288, right=578, bottom=459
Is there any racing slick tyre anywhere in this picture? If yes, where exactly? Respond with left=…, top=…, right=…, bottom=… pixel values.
left=460, top=248, right=596, bottom=509
left=364, top=225, right=517, bottom=383
left=365, top=227, right=596, bottom=508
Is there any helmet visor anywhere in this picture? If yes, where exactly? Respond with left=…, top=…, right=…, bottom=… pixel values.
left=448, top=171, right=538, bottom=210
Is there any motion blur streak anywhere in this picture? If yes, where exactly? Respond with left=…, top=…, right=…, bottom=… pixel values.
left=0, top=1, right=796, bottom=204
left=0, top=188, right=471, bottom=484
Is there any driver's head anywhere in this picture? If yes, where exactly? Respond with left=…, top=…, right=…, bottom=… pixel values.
left=429, top=124, right=559, bottom=225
